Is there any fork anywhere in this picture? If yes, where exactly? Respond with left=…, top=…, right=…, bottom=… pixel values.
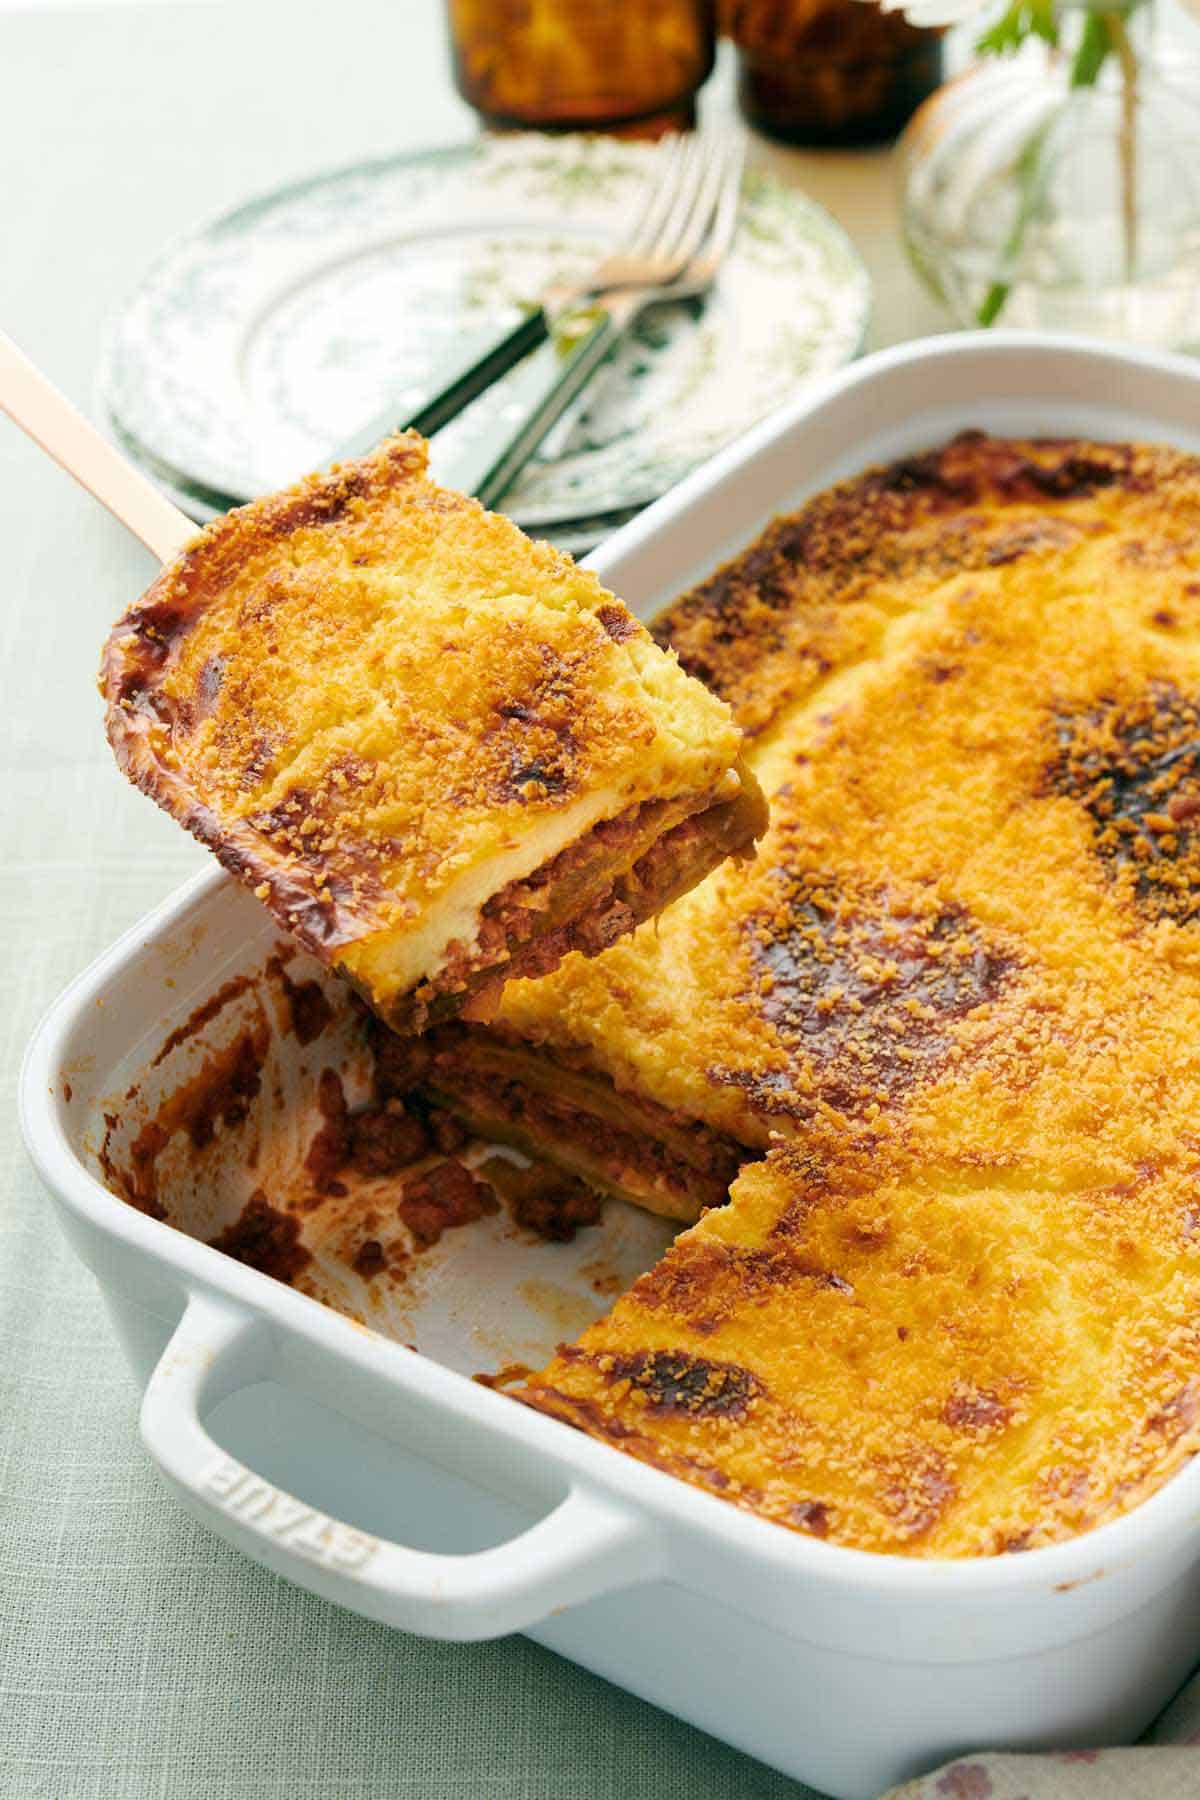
left=438, top=133, right=746, bottom=511
left=329, top=133, right=736, bottom=482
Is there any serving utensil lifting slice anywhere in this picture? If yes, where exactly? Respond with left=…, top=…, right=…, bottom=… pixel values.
left=0, top=329, right=193, bottom=562
left=3, top=327, right=765, bottom=1040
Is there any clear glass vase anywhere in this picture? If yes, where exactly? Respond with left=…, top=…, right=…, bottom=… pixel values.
left=900, top=30, right=1200, bottom=349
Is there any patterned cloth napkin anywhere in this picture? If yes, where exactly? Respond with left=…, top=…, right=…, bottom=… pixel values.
left=885, top=1676, right=1200, bottom=1798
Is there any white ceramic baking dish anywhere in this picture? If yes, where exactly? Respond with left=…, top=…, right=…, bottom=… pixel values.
left=22, top=333, right=1200, bottom=1800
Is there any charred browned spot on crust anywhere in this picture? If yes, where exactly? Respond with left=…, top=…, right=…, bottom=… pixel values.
left=170, top=652, right=228, bottom=732
left=1045, top=683, right=1200, bottom=922
left=606, top=1348, right=763, bottom=1419
left=762, top=1145, right=832, bottom=1237
left=1143, top=1379, right=1200, bottom=1442
left=633, top=1234, right=850, bottom=1335
left=209, top=1189, right=311, bottom=1282
left=503, top=753, right=572, bottom=799
left=239, top=733, right=281, bottom=788
left=107, top=602, right=196, bottom=715
left=248, top=754, right=380, bottom=863
left=890, top=432, right=1144, bottom=505
left=630, top=1240, right=736, bottom=1328
left=985, top=519, right=1078, bottom=566
left=943, top=1386, right=1010, bottom=1433
left=519, top=1387, right=755, bottom=1499
left=518, top=1384, right=649, bottom=1445
left=650, top=433, right=1169, bottom=737
left=881, top=1452, right=956, bottom=1538
left=486, top=647, right=585, bottom=805
left=238, top=763, right=398, bottom=947
left=714, top=878, right=1011, bottom=1119
left=595, top=603, right=638, bottom=644
left=196, top=653, right=225, bottom=711
left=120, top=598, right=196, bottom=672
left=271, top=466, right=369, bottom=534
left=790, top=1500, right=831, bottom=1537
left=1020, top=448, right=1140, bottom=499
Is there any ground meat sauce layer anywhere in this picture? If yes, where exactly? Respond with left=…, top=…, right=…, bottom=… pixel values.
left=397, top=773, right=766, bottom=1033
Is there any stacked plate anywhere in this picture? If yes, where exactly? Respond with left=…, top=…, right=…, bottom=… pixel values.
left=102, top=135, right=871, bottom=554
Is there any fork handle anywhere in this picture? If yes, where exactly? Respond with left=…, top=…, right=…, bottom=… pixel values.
left=435, top=301, right=625, bottom=512
left=328, top=308, right=550, bottom=466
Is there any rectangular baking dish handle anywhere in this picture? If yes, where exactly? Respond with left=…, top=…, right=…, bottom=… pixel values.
left=140, top=1292, right=661, bottom=1640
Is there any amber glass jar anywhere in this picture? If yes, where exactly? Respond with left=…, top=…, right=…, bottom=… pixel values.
left=725, top=0, right=941, bottom=147
left=447, top=0, right=716, bottom=137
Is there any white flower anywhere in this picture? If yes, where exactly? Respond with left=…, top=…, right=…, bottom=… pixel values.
left=870, top=0, right=993, bottom=24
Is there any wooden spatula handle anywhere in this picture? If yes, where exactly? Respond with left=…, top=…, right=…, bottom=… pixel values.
left=0, top=330, right=196, bottom=563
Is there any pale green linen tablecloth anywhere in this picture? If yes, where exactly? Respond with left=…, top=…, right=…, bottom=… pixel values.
left=4, top=6, right=1200, bottom=1796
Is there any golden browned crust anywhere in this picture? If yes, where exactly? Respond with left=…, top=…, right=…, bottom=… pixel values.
left=653, top=432, right=1188, bottom=739
left=515, top=432, right=1200, bottom=1557
left=100, top=435, right=752, bottom=1025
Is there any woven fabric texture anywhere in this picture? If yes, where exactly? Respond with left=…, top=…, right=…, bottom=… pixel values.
left=4, top=6, right=1200, bottom=1798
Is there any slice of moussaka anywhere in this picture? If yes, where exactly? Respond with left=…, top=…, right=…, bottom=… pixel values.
left=512, top=433, right=1200, bottom=1553
left=100, top=435, right=765, bottom=1033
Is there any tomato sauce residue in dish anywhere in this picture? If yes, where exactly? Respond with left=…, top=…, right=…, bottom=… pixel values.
left=209, top=1188, right=311, bottom=1282
left=96, top=953, right=606, bottom=1315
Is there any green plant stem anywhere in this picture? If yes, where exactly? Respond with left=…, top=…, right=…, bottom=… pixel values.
left=975, top=8, right=1122, bottom=328
left=1105, top=9, right=1139, bottom=281
left=976, top=113, right=1060, bottom=326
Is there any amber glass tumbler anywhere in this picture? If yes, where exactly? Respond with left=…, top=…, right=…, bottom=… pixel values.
left=447, top=0, right=716, bottom=137
left=725, top=0, right=941, bottom=147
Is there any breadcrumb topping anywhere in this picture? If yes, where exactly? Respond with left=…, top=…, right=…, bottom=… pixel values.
left=518, top=432, right=1200, bottom=1557
left=99, top=435, right=745, bottom=1015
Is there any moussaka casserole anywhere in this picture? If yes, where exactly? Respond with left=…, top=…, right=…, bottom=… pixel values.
left=100, top=435, right=765, bottom=1033
left=436, top=430, right=1200, bottom=1558
left=419, top=434, right=1200, bottom=1216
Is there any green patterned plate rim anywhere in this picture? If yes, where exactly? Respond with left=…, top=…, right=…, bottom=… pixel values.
left=100, top=135, right=871, bottom=531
